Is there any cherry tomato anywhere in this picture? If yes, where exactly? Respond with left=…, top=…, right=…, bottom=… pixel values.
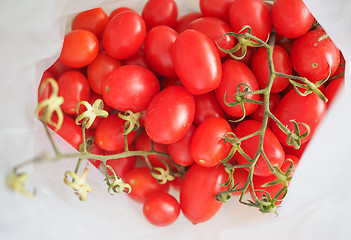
left=229, top=0, right=272, bottom=42
left=191, top=117, right=232, bottom=168
left=95, top=113, right=136, bottom=152
left=324, top=76, right=345, bottom=106
left=272, top=0, right=314, bottom=39
left=250, top=93, right=282, bottom=128
left=102, top=11, right=146, bottom=60
left=125, top=167, right=169, bottom=203
left=102, top=65, right=160, bottom=112
left=233, top=120, right=285, bottom=176
left=47, top=59, right=74, bottom=80
left=105, top=146, right=137, bottom=179
left=167, top=124, right=196, bottom=166
left=72, top=8, right=109, bottom=38
left=193, top=91, right=226, bottom=126
left=251, top=45, right=291, bottom=93
left=122, top=46, right=157, bottom=76
left=87, top=51, right=122, bottom=95
left=58, top=70, right=90, bottom=115
left=180, top=163, right=228, bottom=224
left=145, top=85, right=195, bottom=144
left=272, top=89, right=327, bottom=147
left=232, top=167, right=249, bottom=195
left=231, top=46, right=257, bottom=67
left=144, top=25, right=178, bottom=78
left=59, top=30, right=99, bottom=68
left=143, top=193, right=180, bottom=226
left=172, top=29, right=222, bottom=95
left=215, top=59, right=260, bottom=118
left=142, top=0, right=178, bottom=30
left=173, top=12, right=202, bottom=33
left=186, top=17, right=235, bottom=58
left=199, top=0, right=235, bottom=22
left=290, top=27, right=340, bottom=83
left=109, top=7, right=134, bottom=19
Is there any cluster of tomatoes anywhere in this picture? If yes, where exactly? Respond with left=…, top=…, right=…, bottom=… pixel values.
left=37, top=0, right=344, bottom=227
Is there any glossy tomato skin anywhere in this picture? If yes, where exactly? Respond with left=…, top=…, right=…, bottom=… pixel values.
left=186, top=17, right=235, bottom=58
left=72, top=7, right=109, bottom=38
left=272, top=89, right=327, bottom=147
left=251, top=45, right=291, bottom=93
left=199, top=0, right=234, bottom=22
left=144, top=25, right=178, bottom=78
left=59, top=30, right=99, bottom=68
left=172, top=29, right=222, bottom=95
left=87, top=51, right=122, bottom=95
left=272, top=0, right=314, bottom=39
left=233, top=120, right=285, bottom=177
left=215, top=59, right=260, bottom=118
left=180, top=163, right=228, bottom=224
left=109, top=7, right=134, bottom=19
left=290, top=28, right=340, bottom=83
left=324, top=76, right=345, bottom=106
left=102, top=65, right=160, bottom=112
left=173, top=12, right=202, bottom=33
left=58, top=70, right=90, bottom=115
left=145, top=85, right=195, bottom=144
left=103, top=11, right=146, bottom=60
left=95, top=113, right=136, bottom=152
left=125, top=167, right=170, bottom=203
left=191, top=117, right=232, bottom=168
left=229, top=0, right=272, bottom=41
left=142, top=0, right=178, bottom=30
left=143, top=193, right=180, bottom=226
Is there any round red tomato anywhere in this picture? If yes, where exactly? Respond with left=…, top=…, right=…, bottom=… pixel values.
left=125, top=167, right=170, bottom=203
left=143, top=192, right=180, bottom=226
left=199, top=0, right=234, bottom=22
left=290, top=27, right=340, bottom=83
left=102, top=65, right=160, bottom=112
left=145, top=85, right=195, bottom=144
left=58, top=70, right=90, bottom=115
left=172, top=29, right=222, bottom=95
left=102, top=11, right=146, bottom=60
left=231, top=167, right=249, bottom=195
left=324, top=76, right=344, bottom=106
left=59, top=29, right=99, bottom=68
left=233, top=120, right=285, bottom=177
left=144, top=25, right=178, bottom=78
left=229, top=0, right=272, bottom=41
left=141, top=0, right=178, bottom=30
left=272, top=0, right=314, bottom=39
left=251, top=45, right=291, bottom=93
left=271, top=89, right=327, bottom=147
left=191, top=117, right=232, bottom=168
left=180, top=163, right=228, bottom=224
left=215, top=59, right=260, bottom=118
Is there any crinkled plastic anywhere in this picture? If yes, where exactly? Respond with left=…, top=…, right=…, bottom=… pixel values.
left=1, top=0, right=350, bottom=239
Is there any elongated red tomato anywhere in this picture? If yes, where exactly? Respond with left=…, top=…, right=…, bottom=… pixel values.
left=272, top=89, right=327, bottom=147
left=215, top=59, right=259, bottom=118
left=145, top=85, right=195, bottom=144
left=233, top=120, right=285, bottom=176
left=191, top=117, right=232, bottom=168
left=141, top=0, right=178, bottom=30
left=199, top=0, right=234, bottom=22
left=180, top=163, right=228, bottom=224
left=172, top=29, right=222, bottom=95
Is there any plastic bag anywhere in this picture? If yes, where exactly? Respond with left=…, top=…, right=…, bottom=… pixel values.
left=1, top=0, right=350, bottom=239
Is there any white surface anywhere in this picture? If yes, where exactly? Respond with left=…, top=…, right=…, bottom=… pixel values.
left=0, top=0, right=350, bottom=239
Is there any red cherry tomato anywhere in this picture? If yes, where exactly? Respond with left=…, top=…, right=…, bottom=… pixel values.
left=250, top=93, right=282, bottom=128
left=141, top=0, right=178, bottom=30
left=125, top=167, right=169, bottom=203
left=199, top=0, right=235, bottom=22
left=95, top=113, right=136, bottom=152
left=144, top=25, right=178, bottom=78
left=215, top=59, right=260, bottom=118
left=233, top=120, right=285, bottom=177
left=72, top=8, right=109, bottom=38
left=143, top=193, right=180, bottom=226
left=58, top=70, right=90, bottom=115
left=231, top=46, right=257, bottom=67
left=59, top=30, right=99, bottom=68
left=272, top=0, right=314, bottom=39
left=102, top=65, right=160, bottom=112
left=172, top=29, right=222, bottom=95
left=251, top=45, right=291, bottom=93
left=272, top=89, right=327, bottom=147
left=102, top=11, right=146, bottom=60
left=47, top=59, right=75, bottom=80
left=105, top=146, right=137, bottom=179
left=186, top=17, right=235, bottom=58
left=145, top=85, right=195, bottom=144
left=231, top=167, right=249, bottom=195
left=229, top=0, right=272, bottom=42
left=122, top=46, right=157, bottom=76
left=109, top=7, right=134, bottom=19
left=191, top=117, right=232, bottom=168
left=87, top=51, right=122, bottom=95
left=173, top=12, right=202, bottom=33
left=324, top=76, right=345, bottom=106
left=290, top=27, right=340, bottom=83
left=180, top=163, right=228, bottom=224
